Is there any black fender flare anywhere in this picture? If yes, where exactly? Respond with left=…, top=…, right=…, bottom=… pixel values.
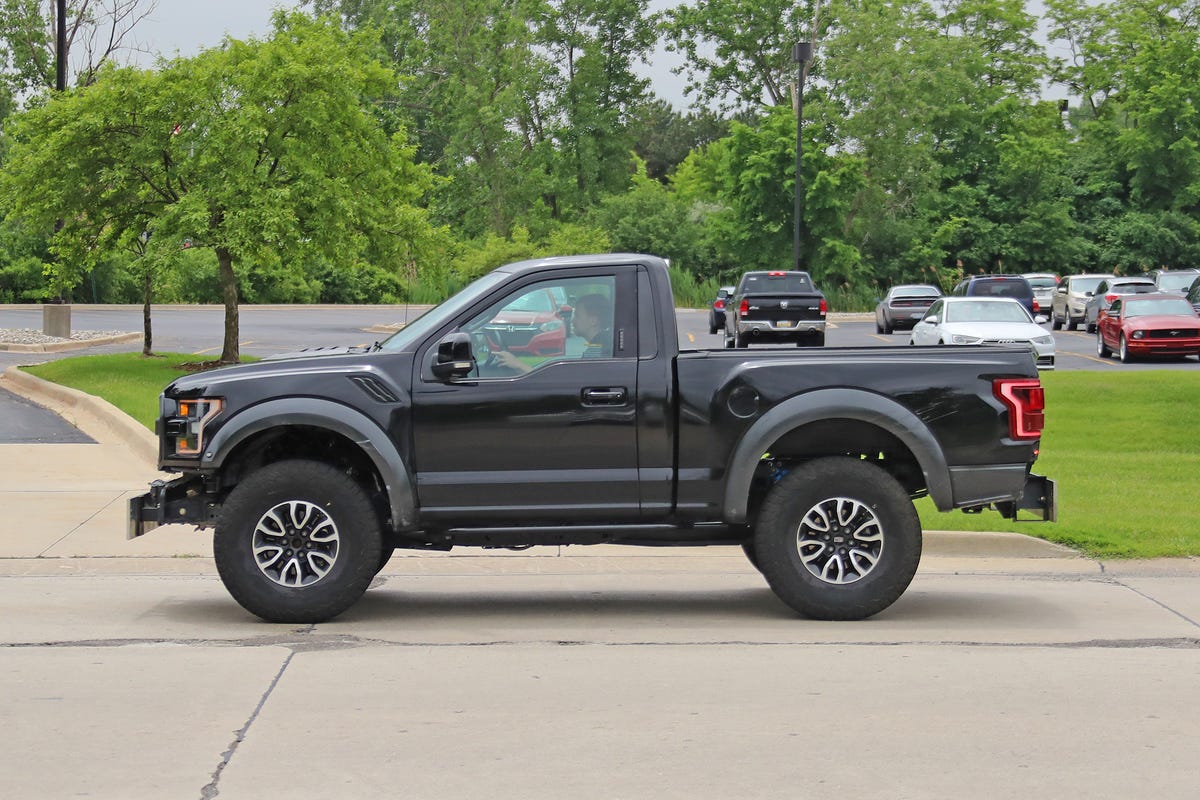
left=721, top=388, right=952, bottom=523
left=202, top=398, right=417, bottom=531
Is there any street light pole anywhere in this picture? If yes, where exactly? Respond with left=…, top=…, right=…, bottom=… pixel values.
left=792, top=41, right=813, bottom=272
left=56, top=0, right=67, bottom=91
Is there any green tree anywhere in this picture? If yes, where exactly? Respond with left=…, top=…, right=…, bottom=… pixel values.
left=628, top=98, right=730, bottom=182
left=1, top=12, right=441, bottom=362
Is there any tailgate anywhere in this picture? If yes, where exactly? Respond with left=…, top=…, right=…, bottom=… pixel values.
left=740, top=293, right=824, bottom=327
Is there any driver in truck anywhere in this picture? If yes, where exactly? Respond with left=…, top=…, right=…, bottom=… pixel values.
left=492, top=292, right=612, bottom=373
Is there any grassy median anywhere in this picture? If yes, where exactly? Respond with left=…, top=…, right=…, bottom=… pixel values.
left=22, top=352, right=235, bottom=430
left=22, top=354, right=1200, bottom=558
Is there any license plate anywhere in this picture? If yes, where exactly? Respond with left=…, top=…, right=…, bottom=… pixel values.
left=776, top=320, right=794, bottom=328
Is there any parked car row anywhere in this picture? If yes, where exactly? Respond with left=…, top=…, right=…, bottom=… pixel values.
left=707, top=267, right=1200, bottom=366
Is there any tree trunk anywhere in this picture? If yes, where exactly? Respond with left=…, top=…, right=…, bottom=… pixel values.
left=217, top=247, right=240, bottom=363
left=141, top=270, right=153, bottom=356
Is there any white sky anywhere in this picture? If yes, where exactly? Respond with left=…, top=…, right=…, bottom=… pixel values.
left=137, top=0, right=301, bottom=59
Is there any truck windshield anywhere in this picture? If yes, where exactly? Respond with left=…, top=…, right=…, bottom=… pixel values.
left=375, top=272, right=510, bottom=352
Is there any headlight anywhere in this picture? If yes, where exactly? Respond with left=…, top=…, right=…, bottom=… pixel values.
left=951, top=334, right=982, bottom=344
left=1032, top=335, right=1054, bottom=345
left=1131, top=330, right=1145, bottom=339
left=165, top=397, right=224, bottom=456
left=539, top=320, right=564, bottom=332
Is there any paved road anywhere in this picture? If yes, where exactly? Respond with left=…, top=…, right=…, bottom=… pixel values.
left=0, top=386, right=94, bottom=443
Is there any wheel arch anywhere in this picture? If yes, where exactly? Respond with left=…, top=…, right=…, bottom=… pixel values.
left=721, top=388, right=952, bottom=523
left=204, top=398, right=417, bottom=531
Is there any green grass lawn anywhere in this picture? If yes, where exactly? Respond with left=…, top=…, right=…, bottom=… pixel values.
left=918, top=370, right=1200, bottom=558
left=22, top=352, right=235, bottom=430
left=22, top=354, right=1200, bottom=558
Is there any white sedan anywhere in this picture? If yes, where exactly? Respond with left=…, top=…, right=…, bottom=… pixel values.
left=910, top=297, right=1055, bottom=369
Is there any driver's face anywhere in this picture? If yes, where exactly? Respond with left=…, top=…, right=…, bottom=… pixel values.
left=574, top=307, right=600, bottom=340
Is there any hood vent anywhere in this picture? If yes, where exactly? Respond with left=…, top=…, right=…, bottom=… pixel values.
left=349, top=375, right=400, bottom=403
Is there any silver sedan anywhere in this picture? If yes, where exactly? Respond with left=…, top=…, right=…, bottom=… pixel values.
left=910, top=297, right=1055, bottom=369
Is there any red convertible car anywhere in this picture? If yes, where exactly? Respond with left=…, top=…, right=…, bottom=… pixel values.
left=1096, top=293, right=1200, bottom=363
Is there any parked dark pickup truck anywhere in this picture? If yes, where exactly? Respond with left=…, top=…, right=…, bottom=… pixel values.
left=725, top=270, right=827, bottom=347
left=130, top=254, right=1055, bottom=624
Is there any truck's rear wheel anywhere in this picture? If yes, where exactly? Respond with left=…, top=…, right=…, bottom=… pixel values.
left=214, top=460, right=382, bottom=623
left=753, top=457, right=921, bottom=620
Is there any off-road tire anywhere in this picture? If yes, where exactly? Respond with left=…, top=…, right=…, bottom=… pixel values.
left=214, top=459, right=383, bottom=623
left=753, top=457, right=922, bottom=620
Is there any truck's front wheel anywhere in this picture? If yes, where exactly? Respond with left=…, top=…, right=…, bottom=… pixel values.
left=753, top=457, right=921, bottom=620
left=214, top=460, right=383, bottom=623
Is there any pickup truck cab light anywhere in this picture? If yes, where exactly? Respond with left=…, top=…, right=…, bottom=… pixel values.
left=993, top=378, right=1045, bottom=440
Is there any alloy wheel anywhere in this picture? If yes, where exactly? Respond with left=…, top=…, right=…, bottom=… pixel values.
left=794, top=497, right=884, bottom=585
left=252, top=501, right=341, bottom=587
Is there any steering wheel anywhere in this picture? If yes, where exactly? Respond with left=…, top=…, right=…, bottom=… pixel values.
left=470, top=330, right=498, bottom=368
left=469, top=329, right=528, bottom=377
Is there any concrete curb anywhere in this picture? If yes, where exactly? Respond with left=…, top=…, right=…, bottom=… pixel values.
left=0, top=332, right=142, bottom=353
left=1, top=365, right=158, bottom=466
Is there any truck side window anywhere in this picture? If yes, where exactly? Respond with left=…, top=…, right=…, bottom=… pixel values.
left=463, top=275, right=617, bottom=377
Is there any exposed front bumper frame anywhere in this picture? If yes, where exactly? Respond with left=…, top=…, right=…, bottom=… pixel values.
left=127, top=475, right=213, bottom=539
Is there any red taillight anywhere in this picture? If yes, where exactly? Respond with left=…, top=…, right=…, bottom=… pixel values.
left=819, top=298, right=828, bottom=315
left=714, top=299, right=725, bottom=310
left=1032, top=299, right=1040, bottom=313
left=994, top=378, right=1045, bottom=440
left=1105, top=293, right=1118, bottom=304
left=739, top=298, right=749, bottom=316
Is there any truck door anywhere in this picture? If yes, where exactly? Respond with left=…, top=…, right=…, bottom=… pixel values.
left=411, top=268, right=641, bottom=524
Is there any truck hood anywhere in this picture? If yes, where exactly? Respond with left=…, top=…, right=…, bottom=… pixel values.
left=164, top=348, right=386, bottom=396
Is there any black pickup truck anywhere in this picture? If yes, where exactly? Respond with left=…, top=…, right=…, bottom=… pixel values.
left=725, top=270, right=827, bottom=347
left=130, top=254, right=1055, bottom=624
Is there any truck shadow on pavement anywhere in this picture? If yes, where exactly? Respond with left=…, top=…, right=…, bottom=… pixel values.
left=157, top=580, right=1071, bottom=630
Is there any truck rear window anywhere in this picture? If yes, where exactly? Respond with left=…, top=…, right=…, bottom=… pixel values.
left=740, top=274, right=814, bottom=293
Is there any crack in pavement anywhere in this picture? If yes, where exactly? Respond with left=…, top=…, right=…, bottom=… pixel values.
left=1111, top=578, right=1200, bottom=630
left=200, top=648, right=296, bottom=800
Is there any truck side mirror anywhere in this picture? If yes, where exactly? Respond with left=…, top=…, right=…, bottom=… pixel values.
left=432, top=332, right=475, bottom=381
